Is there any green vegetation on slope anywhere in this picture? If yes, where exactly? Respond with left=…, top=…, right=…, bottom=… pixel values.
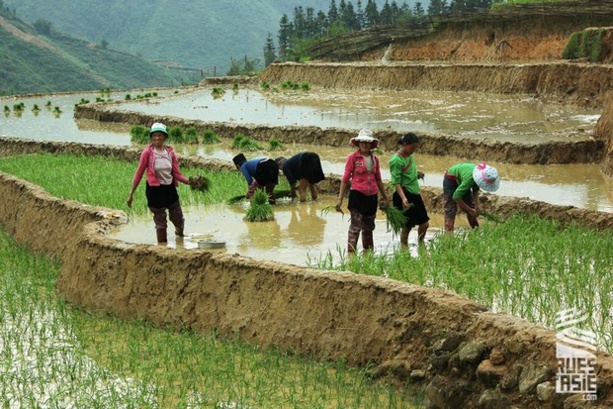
left=0, top=6, right=193, bottom=95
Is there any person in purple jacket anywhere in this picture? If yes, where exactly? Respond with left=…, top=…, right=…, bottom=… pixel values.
left=335, top=129, right=390, bottom=255
left=127, top=122, right=191, bottom=244
left=443, top=162, right=500, bottom=233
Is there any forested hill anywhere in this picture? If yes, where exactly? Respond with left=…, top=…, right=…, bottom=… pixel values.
left=1, top=0, right=430, bottom=74
left=0, top=6, right=187, bottom=95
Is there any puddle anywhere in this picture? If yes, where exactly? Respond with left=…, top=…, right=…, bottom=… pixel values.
left=111, top=198, right=455, bottom=266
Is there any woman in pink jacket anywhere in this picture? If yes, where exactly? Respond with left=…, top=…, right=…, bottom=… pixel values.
left=127, top=123, right=190, bottom=244
left=335, top=129, right=390, bottom=255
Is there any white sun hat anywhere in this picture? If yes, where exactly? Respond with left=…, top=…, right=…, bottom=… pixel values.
left=351, top=128, right=379, bottom=149
left=472, top=162, right=500, bottom=192
left=149, top=122, right=168, bottom=136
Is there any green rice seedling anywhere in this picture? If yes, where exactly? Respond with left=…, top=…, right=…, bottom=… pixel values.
left=261, top=81, right=270, bottom=90
left=244, top=189, right=274, bottom=222
left=32, top=104, right=40, bottom=111
left=300, top=81, right=310, bottom=91
left=268, top=137, right=283, bottom=150
left=4, top=105, right=10, bottom=112
left=201, top=129, right=220, bottom=144
left=188, top=175, right=211, bottom=192
left=53, top=106, right=62, bottom=113
left=212, top=87, right=226, bottom=98
left=232, top=83, right=239, bottom=91
left=13, top=102, right=25, bottom=111
left=185, top=126, right=199, bottom=144
left=382, top=205, right=407, bottom=235
left=45, top=100, right=52, bottom=107
left=168, top=126, right=185, bottom=143
left=228, top=194, right=247, bottom=204
left=130, top=125, right=149, bottom=144
left=232, top=133, right=261, bottom=151
left=125, top=94, right=132, bottom=100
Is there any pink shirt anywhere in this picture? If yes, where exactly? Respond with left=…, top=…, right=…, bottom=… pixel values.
left=341, top=150, right=382, bottom=196
left=131, top=145, right=189, bottom=189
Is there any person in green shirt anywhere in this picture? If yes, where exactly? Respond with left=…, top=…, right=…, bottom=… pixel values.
left=443, top=162, right=500, bottom=233
left=389, top=132, right=430, bottom=247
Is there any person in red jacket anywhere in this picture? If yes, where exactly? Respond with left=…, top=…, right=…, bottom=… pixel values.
left=335, top=129, right=390, bottom=255
left=127, top=122, right=191, bottom=244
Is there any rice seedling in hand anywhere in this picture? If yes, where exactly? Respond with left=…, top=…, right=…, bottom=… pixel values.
left=382, top=205, right=408, bottom=235
left=188, top=175, right=211, bottom=192
left=244, top=189, right=274, bottom=222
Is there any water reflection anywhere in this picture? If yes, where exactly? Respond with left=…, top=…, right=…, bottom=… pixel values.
left=113, top=199, right=450, bottom=266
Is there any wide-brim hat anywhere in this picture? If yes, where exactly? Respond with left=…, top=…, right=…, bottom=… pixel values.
left=473, top=162, right=500, bottom=192
left=149, top=122, right=168, bottom=137
left=351, top=128, right=379, bottom=150
left=232, top=153, right=247, bottom=168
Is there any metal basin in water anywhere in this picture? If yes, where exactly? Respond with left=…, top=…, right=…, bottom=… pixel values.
left=198, top=239, right=226, bottom=250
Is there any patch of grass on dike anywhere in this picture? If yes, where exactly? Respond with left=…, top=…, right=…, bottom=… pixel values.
left=313, top=215, right=613, bottom=353
left=0, top=228, right=424, bottom=407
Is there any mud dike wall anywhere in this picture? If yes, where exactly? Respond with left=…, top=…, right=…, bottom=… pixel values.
left=2, top=138, right=613, bottom=408
left=73, top=104, right=604, bottom=165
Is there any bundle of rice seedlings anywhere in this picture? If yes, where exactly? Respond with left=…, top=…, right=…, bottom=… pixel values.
left=227, top=189, right=290, bottom=205
left=481, top=211, right=503, bottom=224
left=201, top=129, right=220, bottom=144
left=227, top=194, right=246, bottom=204
left=320, top=205, right=344, bottom=217
left=244, top=189, right=274, bottom=222
left=188, top=175, right=211, bottom=192
left=382, top=205, right=408, bottom=235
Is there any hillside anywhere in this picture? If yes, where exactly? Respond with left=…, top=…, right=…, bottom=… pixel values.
left=0, top=0, right=404, bottom=73
left=0, top=9, right=188, bottom=95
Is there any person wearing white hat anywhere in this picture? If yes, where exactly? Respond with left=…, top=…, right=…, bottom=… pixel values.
left=442, top=162, right=500, bottom=233
left=335, top=129, right=390, bottom=254
left=127, top=122, right=192, bottom=244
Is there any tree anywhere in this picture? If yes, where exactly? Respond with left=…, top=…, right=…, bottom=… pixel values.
left=364, top=0, right=379, bottom=27
left=33, top=19, right=52, bottom=35
left=263, top=33, right=277, bottom=67
left=428, top=0, right=448, bottom=15
left=277, top=14, right=292, bottom=60
left=341, top=1, right=359, bottom=31
left=413, top=1, right=425, bottom=16
left=328, top=0, right=339, bottom=24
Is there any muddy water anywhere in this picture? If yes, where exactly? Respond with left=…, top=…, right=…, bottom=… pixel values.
left=114, top=87, right=600, bottom=143
left=112, top=198, right=461, bottom=266
left=2, top=88, right=612, bottom=212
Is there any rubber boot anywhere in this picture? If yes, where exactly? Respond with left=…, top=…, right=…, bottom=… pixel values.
left=156, top=228, right=168, bottom=244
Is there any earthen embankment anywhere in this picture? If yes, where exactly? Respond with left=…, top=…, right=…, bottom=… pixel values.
left=72, top=104, right=604, bottom=165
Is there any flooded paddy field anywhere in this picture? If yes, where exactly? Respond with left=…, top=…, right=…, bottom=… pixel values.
left=1, top=87, right=611, bottom=212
